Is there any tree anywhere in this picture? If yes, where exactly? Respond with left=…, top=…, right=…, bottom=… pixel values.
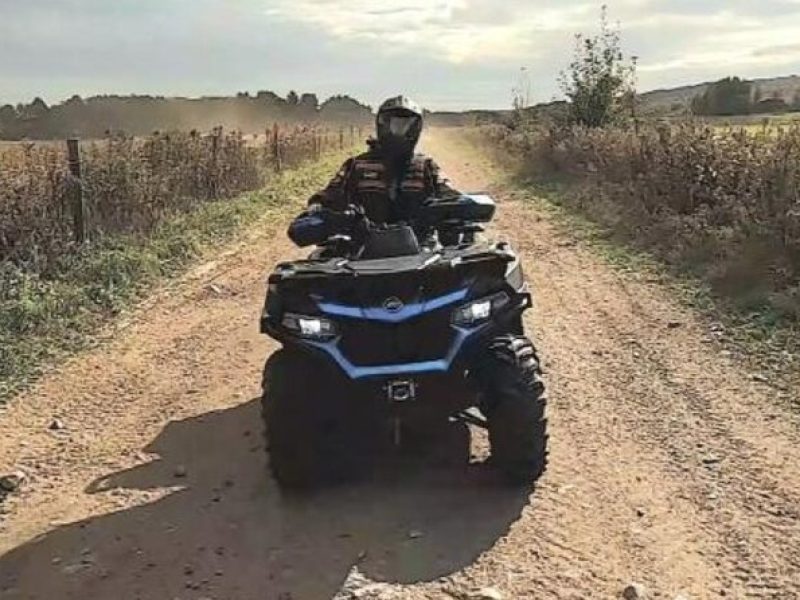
left=21, top=97, right=50, bottom=120
left=64, top=94, right=84, bottom=107
left=299, top=93, right=319, bottom=111
left=558, top=5, right=637, bottom=128
left=319, top=95, right=372, bottom=123
left=691, top=77, right=753, bottom=116
left=0, top=104, right=17, bottom=138
left=286, top=90, right=299, bottom=106
left=512, top=66, right=531, bottom=111
left=256, top=90, right=284, bottom=106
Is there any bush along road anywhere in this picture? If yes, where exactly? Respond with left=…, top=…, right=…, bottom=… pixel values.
left=1, top=130, right=799, bottom=599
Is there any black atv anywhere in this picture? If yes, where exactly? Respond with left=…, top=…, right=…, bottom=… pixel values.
left=259, top=195, right=547, bottom=489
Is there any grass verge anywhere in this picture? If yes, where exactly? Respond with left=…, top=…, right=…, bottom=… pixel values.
left=0, top=152, right=347, bottom=403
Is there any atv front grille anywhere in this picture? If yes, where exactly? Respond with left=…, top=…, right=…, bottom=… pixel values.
left=337, top=312, right=455, bottom=367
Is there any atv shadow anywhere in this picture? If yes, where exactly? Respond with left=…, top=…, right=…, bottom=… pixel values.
left=0, top=399, right=536, bottom=600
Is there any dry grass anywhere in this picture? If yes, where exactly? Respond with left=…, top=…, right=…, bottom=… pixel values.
left=486, top=120, right=800, bottom=322
left=0, top=147, right=352, bottom=400
left=0, top=126, right=335, bottom=273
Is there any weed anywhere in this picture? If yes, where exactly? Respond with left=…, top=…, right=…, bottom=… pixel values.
left=0, top=153, right=348, bottom=402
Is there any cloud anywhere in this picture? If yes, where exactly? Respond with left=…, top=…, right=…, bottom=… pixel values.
left=629, top=8, right=800, bottom=87
left=753, top=43, right=800, bottom=58
left=260, top=0, right=800, bottom=77
left=265, top=0, right=487, bottom=63
left=0, top=0, right=799, bottom=110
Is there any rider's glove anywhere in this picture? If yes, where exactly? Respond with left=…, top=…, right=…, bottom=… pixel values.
left=288, top=204, right=369, bottom=247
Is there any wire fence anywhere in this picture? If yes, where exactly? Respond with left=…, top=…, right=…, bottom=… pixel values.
left=0, top=124, right=363, bottom=273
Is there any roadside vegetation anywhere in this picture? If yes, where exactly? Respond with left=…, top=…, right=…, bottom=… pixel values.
left=0, top=131, right=353, bottom=402
left=484, top=8, right=800, bottom=356
left=1, top=127, right=335, bottom=270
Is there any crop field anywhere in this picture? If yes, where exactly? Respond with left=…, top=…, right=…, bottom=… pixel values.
left=701, top=112, right=800, bottom=135
left=703, top=111, right=800, bottom=126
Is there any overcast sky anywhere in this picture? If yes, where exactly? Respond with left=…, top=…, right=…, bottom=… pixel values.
left=1, top=0, right=799, bottom=110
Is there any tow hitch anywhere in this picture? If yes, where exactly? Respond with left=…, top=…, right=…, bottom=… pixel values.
left=385, top=379, right=417, bottom=446
left=386, top=379, right=416, bottom=403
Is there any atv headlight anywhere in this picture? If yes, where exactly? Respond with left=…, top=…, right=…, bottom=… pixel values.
left=452, top=292, right=510, bottom=326
left=281, top=312, right=338, bottom=340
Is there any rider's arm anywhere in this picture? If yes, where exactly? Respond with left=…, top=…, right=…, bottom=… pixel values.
left=426, top=158, right=461, bottom=200
left=288, top=159, right=360, bottom=247
left=308, top=158, right=356, bottom=211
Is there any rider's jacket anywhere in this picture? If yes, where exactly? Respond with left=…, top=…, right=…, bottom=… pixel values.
left=307, top=143, right=459, bottom=225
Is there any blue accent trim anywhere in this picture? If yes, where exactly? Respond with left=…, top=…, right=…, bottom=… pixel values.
left=308, top=328, right=472, bottom=380
left=425, top=288, right=470, bottom=311
left=317, top=288, right=469, bottom=324
left=317, top=303, right=363, bottom=319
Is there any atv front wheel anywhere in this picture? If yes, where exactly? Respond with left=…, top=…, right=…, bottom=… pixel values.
left=478, top=334, right=548, bottom=484
left=261, top=349, right=357, bottom=490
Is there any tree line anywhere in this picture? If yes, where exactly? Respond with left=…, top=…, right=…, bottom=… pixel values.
left=691, top=77, right=800, bottom=117
left=0, top=91, right=374, bottom=140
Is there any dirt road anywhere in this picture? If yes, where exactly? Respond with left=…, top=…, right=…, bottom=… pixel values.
left=2, top=130, right=799, bottom=599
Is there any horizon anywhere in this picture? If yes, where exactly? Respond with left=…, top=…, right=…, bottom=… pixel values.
left=5, top=71, right=800, bottom=114
left=2, top=1, right=800, bottom=111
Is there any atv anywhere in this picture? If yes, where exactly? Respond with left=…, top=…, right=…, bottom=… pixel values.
left=259, top=194, right=547, bottom=489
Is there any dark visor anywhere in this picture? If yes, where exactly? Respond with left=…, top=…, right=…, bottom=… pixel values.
left=379, top=113, right=420, bottom=136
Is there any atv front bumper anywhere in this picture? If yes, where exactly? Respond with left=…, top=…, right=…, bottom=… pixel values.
left=261, top=292, right=531, bottom=382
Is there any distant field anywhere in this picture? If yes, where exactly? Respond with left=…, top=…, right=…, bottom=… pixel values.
left=703, top=112, right=800, bottom=129
left=639, top=112, right=800, bottom=136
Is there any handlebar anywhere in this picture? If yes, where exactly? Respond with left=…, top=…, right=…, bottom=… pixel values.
left=288, top=195, right=496, bottom=249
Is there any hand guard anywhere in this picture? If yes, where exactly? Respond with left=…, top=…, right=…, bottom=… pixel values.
left=287, top=205, right=369, bottom=248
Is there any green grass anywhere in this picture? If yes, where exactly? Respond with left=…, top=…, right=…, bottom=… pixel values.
left=0, top=153, right=347, bottom=403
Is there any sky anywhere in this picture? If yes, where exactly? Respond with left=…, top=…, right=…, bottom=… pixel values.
left=1, top=0, right=799, bottom=111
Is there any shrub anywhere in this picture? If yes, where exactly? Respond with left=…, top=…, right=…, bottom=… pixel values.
left=558, top=6, right=637, bottom=128
left=0, top=125, right=332, bottom=273
left=485, top=120, right=800, bottom=320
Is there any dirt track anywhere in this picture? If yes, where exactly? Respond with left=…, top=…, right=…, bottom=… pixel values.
left=1, top=130, right=800, bottom=599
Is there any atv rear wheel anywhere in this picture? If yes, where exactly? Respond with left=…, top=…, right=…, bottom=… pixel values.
left=261, top=349, right=358, bottom=490
left=477, top=334, right=548, bottom=484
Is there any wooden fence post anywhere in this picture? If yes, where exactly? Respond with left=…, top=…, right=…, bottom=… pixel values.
left=210, top=130, right=219, bottom=198
left=272, top=123, right=282, bottom=172
left=66, top=138, right=87, bottom=244
left=264, top=127, right=272, bottom=167
left=339, top=128, right=344, bottom=150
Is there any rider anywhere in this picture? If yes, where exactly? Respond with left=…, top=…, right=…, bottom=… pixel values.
left=288, top=95, right=460, bottom=248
